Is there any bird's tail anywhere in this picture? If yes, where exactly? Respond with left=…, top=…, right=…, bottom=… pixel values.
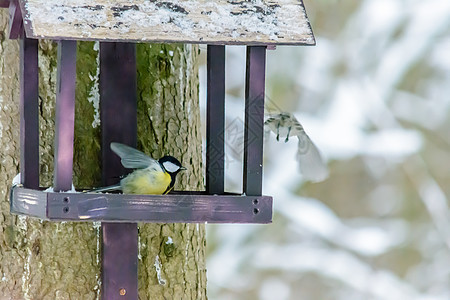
left=84, top=184, right=122, bottom=193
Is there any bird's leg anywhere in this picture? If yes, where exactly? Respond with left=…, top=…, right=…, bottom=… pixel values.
left=285, top=126, right=291, bottom=143
left=276, top=123, right=280, bottom=141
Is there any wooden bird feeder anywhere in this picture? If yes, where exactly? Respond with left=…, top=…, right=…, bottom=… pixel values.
left=2, top=0, right=315, bottom=299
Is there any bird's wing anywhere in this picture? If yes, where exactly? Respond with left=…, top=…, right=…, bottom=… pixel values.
left=297, top=134, right=329, bottom=182
left=264, top=115, right=279, bottom=132
left=110, top=142, right=161, bottom=170
left=285, top=114, right=306, bottom=137
left=265, top=113, right=329, bottom=182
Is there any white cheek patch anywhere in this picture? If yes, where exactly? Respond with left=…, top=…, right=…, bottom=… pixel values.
left=163, top=161, right=180, bottom=173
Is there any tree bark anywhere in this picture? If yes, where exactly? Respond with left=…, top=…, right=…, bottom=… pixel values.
left=135, top=44, right=206, bottom=300
left=0, top=8, right=206, bottom=300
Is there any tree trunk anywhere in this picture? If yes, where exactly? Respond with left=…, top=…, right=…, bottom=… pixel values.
left=0, top=9, right=206, bottom=300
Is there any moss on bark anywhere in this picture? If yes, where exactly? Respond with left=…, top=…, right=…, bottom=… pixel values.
left=0, top=8, right=206, bottom=299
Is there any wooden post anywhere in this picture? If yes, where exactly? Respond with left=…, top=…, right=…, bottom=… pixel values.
left=206, top=45, right=225, bottom=195
left=53, top=40, right=77, bottom=192
left=243, top=46, right=266, bottom=197
left=19, top=34, right=39, bottom=189
left=8, top=0, right=23, bottom=39
left=100, top=42, right=138, bottom=300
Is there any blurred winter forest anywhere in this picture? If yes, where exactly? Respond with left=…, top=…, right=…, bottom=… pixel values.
left=201, top=1, right=450, bottom=299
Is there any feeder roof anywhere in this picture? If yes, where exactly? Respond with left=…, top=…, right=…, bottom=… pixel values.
left=19, top=0, right=315, bottom=45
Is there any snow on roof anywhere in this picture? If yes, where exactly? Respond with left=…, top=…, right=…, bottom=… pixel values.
left=19, top=0, right=315, bottom=45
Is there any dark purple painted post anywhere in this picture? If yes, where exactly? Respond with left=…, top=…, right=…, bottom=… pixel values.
left=0, top=1, right=9, bottom=8
left=8, top=0, right=23, bottom=39
left=206, top=45, right=225, bottom=194
left=19, top=35, right=39, bottom=189
left=53, top=41, right=77, bottom=192
left=243, top=46, right=266, bottom=196
left=99, top=42, right=138, bottom=300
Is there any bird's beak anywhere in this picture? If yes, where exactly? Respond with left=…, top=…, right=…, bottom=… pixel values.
left=180, top=166, right=187, bottom=171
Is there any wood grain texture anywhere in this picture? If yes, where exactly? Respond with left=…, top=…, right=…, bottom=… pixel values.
left=11, top=187, right=273, bottom=223
left=19, top=0, right=315, bottom=45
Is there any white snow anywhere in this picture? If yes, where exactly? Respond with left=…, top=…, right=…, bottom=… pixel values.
left=88, top=41, right=101, bottom=128
left=43, top=187, right=54, bottom=193
left=23, top=0, right=313, bottom=44
left=153, top=255, right=166, bottom=285
left=12, top=173, right=21, bottom=186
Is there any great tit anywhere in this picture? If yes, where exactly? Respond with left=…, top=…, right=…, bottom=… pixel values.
left=92, top=142, right=186, bottom=194
left=265, top=112, right=328, bottom=182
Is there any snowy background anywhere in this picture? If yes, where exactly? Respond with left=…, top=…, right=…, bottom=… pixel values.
left=199, top=1, right=450, bottom=299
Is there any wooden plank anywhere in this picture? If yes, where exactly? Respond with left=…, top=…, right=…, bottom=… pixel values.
left=19, top=36, right=39, bottom=188
left=206, top=45, right=225, bottom=194
left=19, top=0, right=315, bottom=45
left=53, top=41, right=77, bottom=192
left=10, top=187, right=273, bottom=223
left=47, top=190, right=272, bottom=223
left=0, top=1, right=9, bottom=8
left=10, top=186, right=47, bottom=219
left=99, top=43, right=137, bottom=184
left=99, top=42, right=138, bottom=300
left=243, top=46, right=266, bottom=196
left=102, top=223, right=137, bottom=300
left=9, top=0, right=23, bottom=39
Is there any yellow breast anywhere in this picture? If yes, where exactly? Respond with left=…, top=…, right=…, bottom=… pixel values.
left=121, top=168, right=171, bottom=195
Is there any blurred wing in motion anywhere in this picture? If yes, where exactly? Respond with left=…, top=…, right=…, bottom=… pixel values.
left=265, top=113, right=329, bottom=182
left=297, top=133, right=329, bottom=182
left=110, top=142, right=161, bottom=170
